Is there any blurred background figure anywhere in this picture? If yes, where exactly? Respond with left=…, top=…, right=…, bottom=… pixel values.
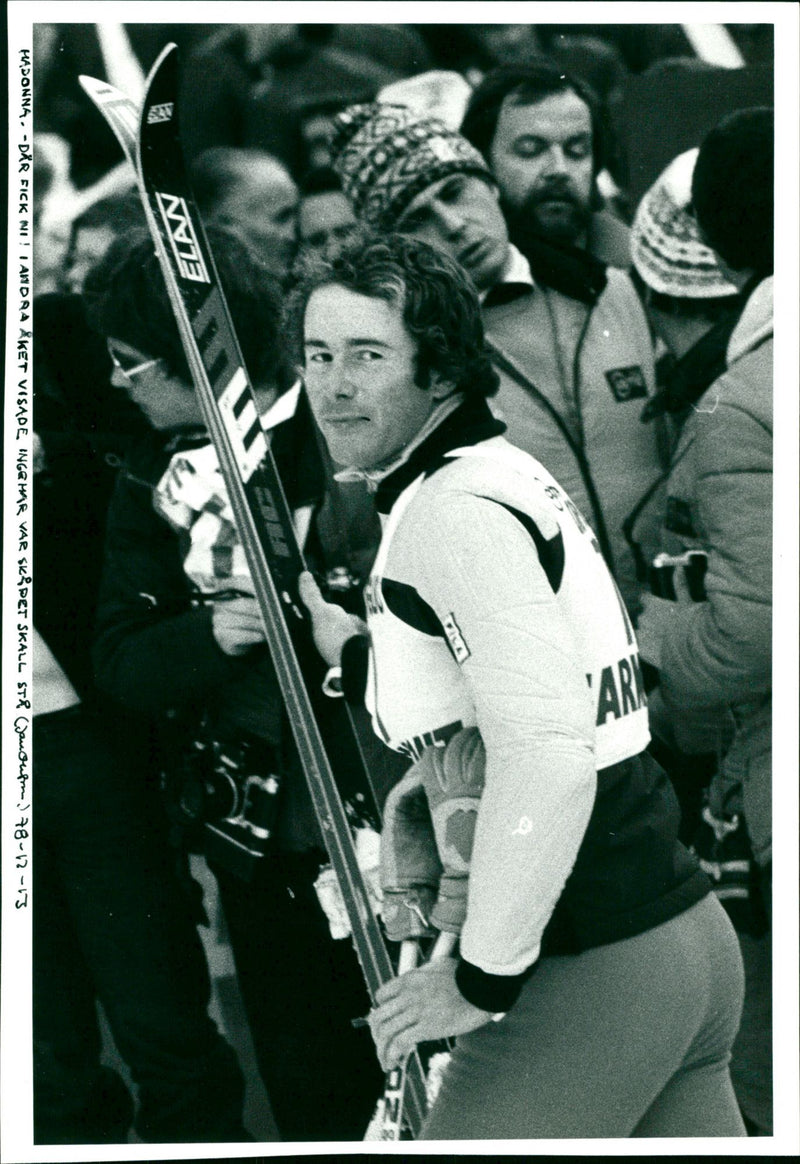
left=296, top=167, right=357, bottom=254
left=33, top=122, right=140, bottom=297
left=191, top=147, right=298, bottom=277
left=377, top=70, right=473, bottom=129
left=418, top=24, right=543, bottom=84
left=634, top=109, right=774, bottom=1137
left=61, top=191, right=144, bottom=293
left=546, top=32, right=629, bottom=110
left=179, top=24, right=430, bottom=179
left=463, top=24, right=544, bottom=71
left=33, top=132, right=76, bottom=295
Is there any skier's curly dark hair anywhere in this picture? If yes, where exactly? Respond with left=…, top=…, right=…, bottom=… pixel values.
left=285, top=230, right=499, bottom=399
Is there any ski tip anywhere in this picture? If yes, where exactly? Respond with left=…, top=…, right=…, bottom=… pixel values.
left=137, top=43, right=182, bottom=151
left=78, top=74, right=119, bottom=99
left=146, top=42, right=179, bottom=86
left=138, top=43, right=180, bottom=136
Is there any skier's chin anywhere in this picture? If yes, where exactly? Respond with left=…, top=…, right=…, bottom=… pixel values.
left=323, top=421, right=373, bottom=465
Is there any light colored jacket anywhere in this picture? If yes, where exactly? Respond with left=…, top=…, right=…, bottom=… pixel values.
left=484, top=266, right=664, bottom=619
left=657, top=277, right=773, bottom=864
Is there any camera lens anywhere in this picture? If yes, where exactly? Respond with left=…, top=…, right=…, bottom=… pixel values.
left=179, top=769, right=239, bottom=822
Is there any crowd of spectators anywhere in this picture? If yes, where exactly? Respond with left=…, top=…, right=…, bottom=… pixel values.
left=30, top=20, right=775, bottom=1146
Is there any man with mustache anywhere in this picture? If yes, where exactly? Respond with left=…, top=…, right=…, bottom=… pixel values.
left=460, top=60, right=631, bottom=267
left=330, top=102, right=663, bottom=619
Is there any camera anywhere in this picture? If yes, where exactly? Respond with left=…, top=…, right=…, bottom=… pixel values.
left=648, top=549, right=708, bottom=603
left=164, top=726, right=282, bottom=882
left=319, top=564, right=364, bottom=616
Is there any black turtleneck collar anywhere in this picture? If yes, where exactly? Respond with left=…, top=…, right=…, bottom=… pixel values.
left=504, top=216, right=608, bottom=306
left=374, top=396, right=505, bottom=514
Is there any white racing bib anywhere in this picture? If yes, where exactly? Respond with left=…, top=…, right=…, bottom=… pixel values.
left=364, top=440, right=649, bottom=768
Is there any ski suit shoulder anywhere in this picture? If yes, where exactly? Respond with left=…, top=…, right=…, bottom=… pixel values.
left=366, top=436, right=650, bottom=975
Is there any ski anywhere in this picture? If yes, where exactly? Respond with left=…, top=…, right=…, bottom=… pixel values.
left=79, top=45, right=427, bottom=1139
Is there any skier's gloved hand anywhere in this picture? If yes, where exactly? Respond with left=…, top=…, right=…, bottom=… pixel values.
left=420, top=728, right=486, bottom=934
left=298, top=570, right=367, bottom=668
left=380, top=766, right=441, bottom=942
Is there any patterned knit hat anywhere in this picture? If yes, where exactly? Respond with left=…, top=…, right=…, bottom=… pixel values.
left=330, top=103, right=495, bottom=231
left=631, top=149, right=738, bottom=299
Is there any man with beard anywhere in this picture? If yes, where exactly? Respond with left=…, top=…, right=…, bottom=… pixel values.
left=460, top=61, right=631, bottom=269
left=330, top=103, right=663, bottom=619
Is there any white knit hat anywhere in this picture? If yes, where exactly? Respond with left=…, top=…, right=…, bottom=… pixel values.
left=377, top=70, right=472, bottom=130
left=631, top=149, right=739, bottom=299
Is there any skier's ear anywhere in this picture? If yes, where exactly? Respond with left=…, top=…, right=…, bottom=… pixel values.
left=429, top=373, right=457, bottom=401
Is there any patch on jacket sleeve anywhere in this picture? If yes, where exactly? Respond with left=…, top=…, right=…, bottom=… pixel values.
left=665, top=497, right=697, bottom=538
left=442, top=612, right=471, bottom=664
left=605, top=365, right=647, bottom=402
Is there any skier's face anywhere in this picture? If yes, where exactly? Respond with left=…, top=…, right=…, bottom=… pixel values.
left=302, top=286, right=450, bottom=470
left=107, top=338, right=203, bottom=431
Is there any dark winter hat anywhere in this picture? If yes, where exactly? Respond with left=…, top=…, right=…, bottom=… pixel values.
left=691, top=107, right=774, bottom=275
left=330, top=103, right=495, bottom=231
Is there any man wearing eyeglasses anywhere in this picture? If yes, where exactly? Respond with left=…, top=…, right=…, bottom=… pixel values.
left=32, top=288, right=249, bottom=1146
left=106, top=339, right=211, bottom=432
left=83, top=225, right=386, bottom=1141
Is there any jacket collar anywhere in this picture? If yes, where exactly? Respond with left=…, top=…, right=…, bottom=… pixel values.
left=481, top=245, right=535, bottom=307
left=641, top=309, right=742, bottom=421
left=373, top=396, right=505, bottom=514
left=505, top=218, right=609, bottom=305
